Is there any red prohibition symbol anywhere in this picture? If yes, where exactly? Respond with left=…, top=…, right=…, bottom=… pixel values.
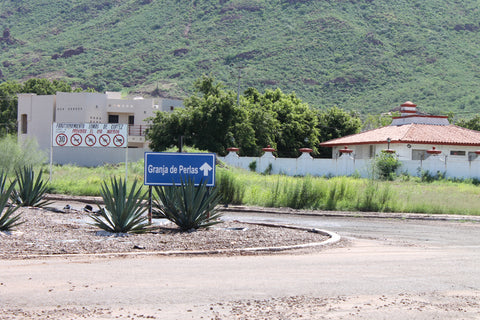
left=99, top=134, right=111, bottom=147
left=70, top=133, right=83, bottom=146
left=85, top=134, right=96, bottom=147
left=113, top=134, right=125, bottom=147
left=55, top=133, right=68, bottom=146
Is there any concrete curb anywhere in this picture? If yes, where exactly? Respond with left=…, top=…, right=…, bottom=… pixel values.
left=12, top=225, right=340, bottom=259
left=221, top=205, right=480, bottom=222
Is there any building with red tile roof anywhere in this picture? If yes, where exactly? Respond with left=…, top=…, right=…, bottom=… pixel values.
left=320, top=101, right=480, bottom=160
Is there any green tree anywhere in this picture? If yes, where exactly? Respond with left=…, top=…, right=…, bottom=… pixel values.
left=250, top=88, right=319, bottom=158
left=148, top=76, right=255, bottom=155
left=361, top=113, right=394, bottom=131
left=317, top=106, right=362, bottom=158
left=456, top=115, right=480, bottom=131
left=147, top=108, right=190, bottom=152
left=0, top=81, right=22, bottom=135
left=21, top=78, right=75, bottom=95
left=148, top=77, right=321, bottom=157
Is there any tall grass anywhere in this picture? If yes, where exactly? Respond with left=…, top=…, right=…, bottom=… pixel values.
left=44, top=161, right=480, bottom=216
left=49, top=161, right=145, bottom=196
left=216, top=168, right=245, bottom=205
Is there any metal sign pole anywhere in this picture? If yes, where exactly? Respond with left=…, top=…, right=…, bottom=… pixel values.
left=125, top=145, right=128, bottom=183
left=49, top=123, right=54, bottom=181
left=148, top=186, right=152, bottom=224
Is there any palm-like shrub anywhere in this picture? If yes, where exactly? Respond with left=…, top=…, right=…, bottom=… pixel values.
left=11, top=166, right=52, bottom=207
left=90, top=177, right=149, bottom=234
left=0, top=172, right=22, bottom=231
left=153, top=177, right=223, bottom=231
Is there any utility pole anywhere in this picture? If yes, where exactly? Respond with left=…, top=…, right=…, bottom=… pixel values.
left=234, top=65, right=245, bottom=105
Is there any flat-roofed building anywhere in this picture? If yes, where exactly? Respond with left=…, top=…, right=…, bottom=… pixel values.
left=17, top=91, right=183, bottom=166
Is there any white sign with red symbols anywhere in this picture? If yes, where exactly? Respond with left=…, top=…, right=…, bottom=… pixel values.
left=53, top=123, right=128, bottom=148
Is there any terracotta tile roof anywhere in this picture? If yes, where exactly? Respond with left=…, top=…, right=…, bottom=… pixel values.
left=320, top=124, right=480, bottom=147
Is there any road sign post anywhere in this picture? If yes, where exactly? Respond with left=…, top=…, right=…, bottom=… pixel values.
left=144, top=152, right=216, bottom=224
left=144, top=152, right=216, bottom=187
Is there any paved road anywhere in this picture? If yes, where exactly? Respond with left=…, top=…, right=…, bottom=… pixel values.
left=1, top=210, right=479, bottom=319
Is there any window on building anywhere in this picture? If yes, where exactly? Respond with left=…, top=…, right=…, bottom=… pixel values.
left=450, top=150, right=466, bottom=156
left=128, top=115, right=135, bottom=125
left=412, top=149, right=427, bottom=160
left=21, top=114, right=27, bottom=134
left=108, top=114, right=119, bottom=123
left=369, top=145, right=376, bottom=158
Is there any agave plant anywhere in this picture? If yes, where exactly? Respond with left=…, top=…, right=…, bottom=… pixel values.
left=153, top=177, right=223, bottom=231
left=90, top=177, right=149, bottom=234
left=0, top=172, right=22, bottom=231
left=11, top=166, right=52, bottom=207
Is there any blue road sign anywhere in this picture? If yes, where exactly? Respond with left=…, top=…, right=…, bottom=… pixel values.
left=144, top=152, right=216, bottom=186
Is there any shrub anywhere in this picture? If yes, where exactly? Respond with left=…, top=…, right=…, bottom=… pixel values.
left=375, top=152, right=401, bottom=180
left=11, top=166, right=52, bottom=207
left=418, top=169, right=446, bottom=182
left=0, top=172, right=22, bottom=231
left=0, top=135, right=46, bottom=173
left=90, top=177, right=149, bottom=234
left=153, top=177, right=223, bottom=231
left=248, top=161, right=257, bottom=172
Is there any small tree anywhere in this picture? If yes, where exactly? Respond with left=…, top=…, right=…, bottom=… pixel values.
left=317, top=106, right=362, bottom=158
left=374, top=152, right=401, bottom=180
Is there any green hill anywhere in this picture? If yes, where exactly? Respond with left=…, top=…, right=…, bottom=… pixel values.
left=1, top=0, right=479, bottom=118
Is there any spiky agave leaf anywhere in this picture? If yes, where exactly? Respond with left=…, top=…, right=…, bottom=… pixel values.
left=11, top=166, right=52, bottom=208
left=153, top=176, right=223, bottom=231
left=0, top=172, right=22, bottom=231
left=89, top=177, right=149, bottom=234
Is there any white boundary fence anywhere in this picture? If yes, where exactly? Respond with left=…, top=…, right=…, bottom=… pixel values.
left=218, top=150, right=480, bottom=179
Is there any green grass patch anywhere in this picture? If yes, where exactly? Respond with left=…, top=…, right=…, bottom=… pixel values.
left=46, top=162, right=480, bottom=216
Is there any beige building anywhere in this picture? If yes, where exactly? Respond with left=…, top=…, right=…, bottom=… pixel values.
left=17, top=91, right=183, bottom=166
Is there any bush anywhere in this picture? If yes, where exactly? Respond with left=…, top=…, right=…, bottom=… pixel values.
left=90, top=177, right=149, bottom=234
left=418, top=169, right=446, bottom=182
left=0, top=135, right=46, bottom=173
left=248, top=161, right=257, bottom=172
left=375, top=152, right=401, bottom=180
left=153, top=177, right=223, bottom=231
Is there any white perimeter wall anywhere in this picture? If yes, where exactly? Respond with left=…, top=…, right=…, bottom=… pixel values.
left=52, top=147, right=148, bottom=167
left=219, top=151, right=480, bottom=179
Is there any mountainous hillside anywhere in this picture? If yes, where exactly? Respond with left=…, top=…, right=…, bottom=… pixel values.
left=1, top=0, right=479, bottom=118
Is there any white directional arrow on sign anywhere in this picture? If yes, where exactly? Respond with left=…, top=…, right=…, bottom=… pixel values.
left=199, top=162, right=213, bottom=176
